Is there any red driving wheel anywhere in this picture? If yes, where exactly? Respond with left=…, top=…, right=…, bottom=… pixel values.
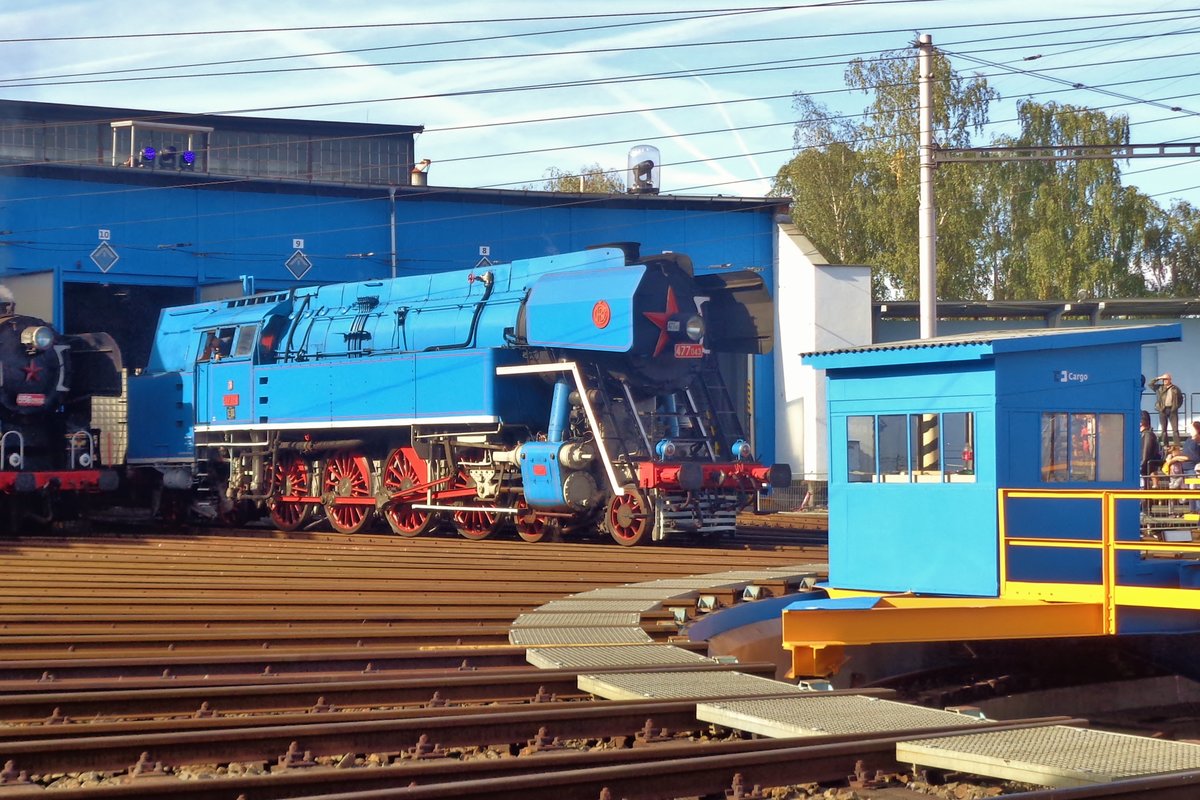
left=322, top=451, right=374, bottom=534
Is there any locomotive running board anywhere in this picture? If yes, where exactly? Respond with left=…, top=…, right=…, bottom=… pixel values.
left=495, top=362, right=624, bottom=497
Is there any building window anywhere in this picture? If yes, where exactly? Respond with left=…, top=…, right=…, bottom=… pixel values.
left=847, top=416, right=876, bottom=483
left=1040, top=412, right=1124, bottom=483
left=846, top=412, right=976, bottom=484
left=878, top=414, right=908, bottom=477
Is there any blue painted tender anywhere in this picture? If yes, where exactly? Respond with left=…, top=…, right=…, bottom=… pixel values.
left=128, top=245, right=789, bottom=544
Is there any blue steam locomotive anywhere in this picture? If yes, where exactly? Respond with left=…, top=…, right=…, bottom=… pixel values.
left=126, top=244, right=789, bottom=544
left=0, top=290, right=123, bottom=528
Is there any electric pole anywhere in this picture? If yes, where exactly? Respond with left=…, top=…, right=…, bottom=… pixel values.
left=917, top=33, right=937, bottom=339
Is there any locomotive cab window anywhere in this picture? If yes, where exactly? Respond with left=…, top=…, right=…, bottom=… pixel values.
left=197, top=327, right=236, bottom=362
left=232, top=325, right=257, bottom=358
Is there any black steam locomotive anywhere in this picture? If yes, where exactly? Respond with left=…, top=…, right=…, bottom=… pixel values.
left=0, top=289, right=123, bottom=528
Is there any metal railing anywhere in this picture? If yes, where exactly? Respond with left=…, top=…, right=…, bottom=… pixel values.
left=759, top=478, right=828, bottom=512
left=998, top=488, right=1200, bottom=634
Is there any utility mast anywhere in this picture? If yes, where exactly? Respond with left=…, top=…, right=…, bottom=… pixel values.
left=917, top=34, right=937, bottom=339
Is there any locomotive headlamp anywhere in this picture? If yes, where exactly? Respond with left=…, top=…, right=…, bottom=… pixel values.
left=21, top=325, right=54, bottom=352
left=685, top=315, right=705, bottom=342
left=655, top=439, right=677, bottom=460
left=731, top=439, right=753, bottom=461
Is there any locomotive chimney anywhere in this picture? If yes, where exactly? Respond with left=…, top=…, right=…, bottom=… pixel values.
left=627, top=145, right=660, bottom=195
left=411, top=158, right=431, bottom=187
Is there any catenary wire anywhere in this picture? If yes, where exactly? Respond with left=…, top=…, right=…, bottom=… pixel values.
left=2, top=7, right=1196, bottom=89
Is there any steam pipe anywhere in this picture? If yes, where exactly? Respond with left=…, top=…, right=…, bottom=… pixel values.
left=425, top=272, right=495, bottom=352
left=547, top=379, right=571, bottom=443
left=388, top=187, right=397, bottom=279
left=280, top=439, right=367, bottom=453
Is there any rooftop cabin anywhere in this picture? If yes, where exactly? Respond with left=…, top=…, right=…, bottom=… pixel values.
left=802, top=324, right=1183, bottom=599
left=0, top=99, right=421, bottom=186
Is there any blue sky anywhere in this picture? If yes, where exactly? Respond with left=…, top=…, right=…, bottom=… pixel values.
left=5, top=0, right=1200, bottom=208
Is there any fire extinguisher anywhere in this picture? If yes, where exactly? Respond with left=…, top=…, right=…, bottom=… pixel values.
left=962, top=444, right=974, bottom=471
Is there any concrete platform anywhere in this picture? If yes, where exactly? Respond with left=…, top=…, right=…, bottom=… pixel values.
left=579, top=669, right=812, bottom=700
left=696, top=695, right=985, bottom=738
left=526, top=644, right=717, bottom=670
left=897, top=725, right=1200, bottom=788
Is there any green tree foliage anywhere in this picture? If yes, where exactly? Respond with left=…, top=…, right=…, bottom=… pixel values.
left=533, top=163, right=626, bottom=193
left=774, top=47, right=997, bottom=299
left=1143, top=200, right=1200, bottom=295
left=773, top=47, right=1170, bottom=301
left=986, top=102, right=1155, bottom=299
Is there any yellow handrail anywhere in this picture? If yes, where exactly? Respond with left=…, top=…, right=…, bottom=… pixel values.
left=998, top=488, right=1200, bottom=630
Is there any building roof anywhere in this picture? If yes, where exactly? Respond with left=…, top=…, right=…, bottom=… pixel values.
left=876, top=298, right=1200, bottom=322
left=803, top=324, right=1182, bottom=371
left=0, top=98, right=423, bottom=138
left=0, top=98, right=788, bottom=211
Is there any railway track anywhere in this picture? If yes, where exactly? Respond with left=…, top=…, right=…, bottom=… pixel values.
left=0, top=527, right=1191, bottom=799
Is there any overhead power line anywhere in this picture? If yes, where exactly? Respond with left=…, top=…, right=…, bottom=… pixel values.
left=3, top=6, right=1197, bottom=89
left=0, top=2, right=905, bottom=43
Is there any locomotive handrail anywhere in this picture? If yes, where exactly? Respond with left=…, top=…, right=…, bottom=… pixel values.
left=66, top=430, right=95, bottom=466
left=683, top=388, right=718, bottom=460
left=495, top=361, right=625, bottom=498
left=620, top=380, right=654, bottom=453
left=0, top=430, right=24, bottom=469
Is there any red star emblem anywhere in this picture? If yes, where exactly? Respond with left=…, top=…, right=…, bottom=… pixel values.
left=22, top=360, right=43, bottom=383
left=642, top=286, right=680, bottom=358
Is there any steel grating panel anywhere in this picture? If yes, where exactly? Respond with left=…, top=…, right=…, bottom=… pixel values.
left=696, top=695, right=985, bottom=739
left=511, top=612, right=643, bottom=628
left=628, top=579, right=735, bottom=589
left=572, top=587, right=697, bottom=600
left=897, top=725, right=1200, bottom=788
left=526, top=644, right=716, bottom=670
left=760, top=564, right=827, bottom=573
left=701, top=570, right=817, bottom=582
left=508, top=626, right=653, bottom=646
left=579, top=670, right=810, bottom=701
left=536, top=599, right=664, bottom=613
